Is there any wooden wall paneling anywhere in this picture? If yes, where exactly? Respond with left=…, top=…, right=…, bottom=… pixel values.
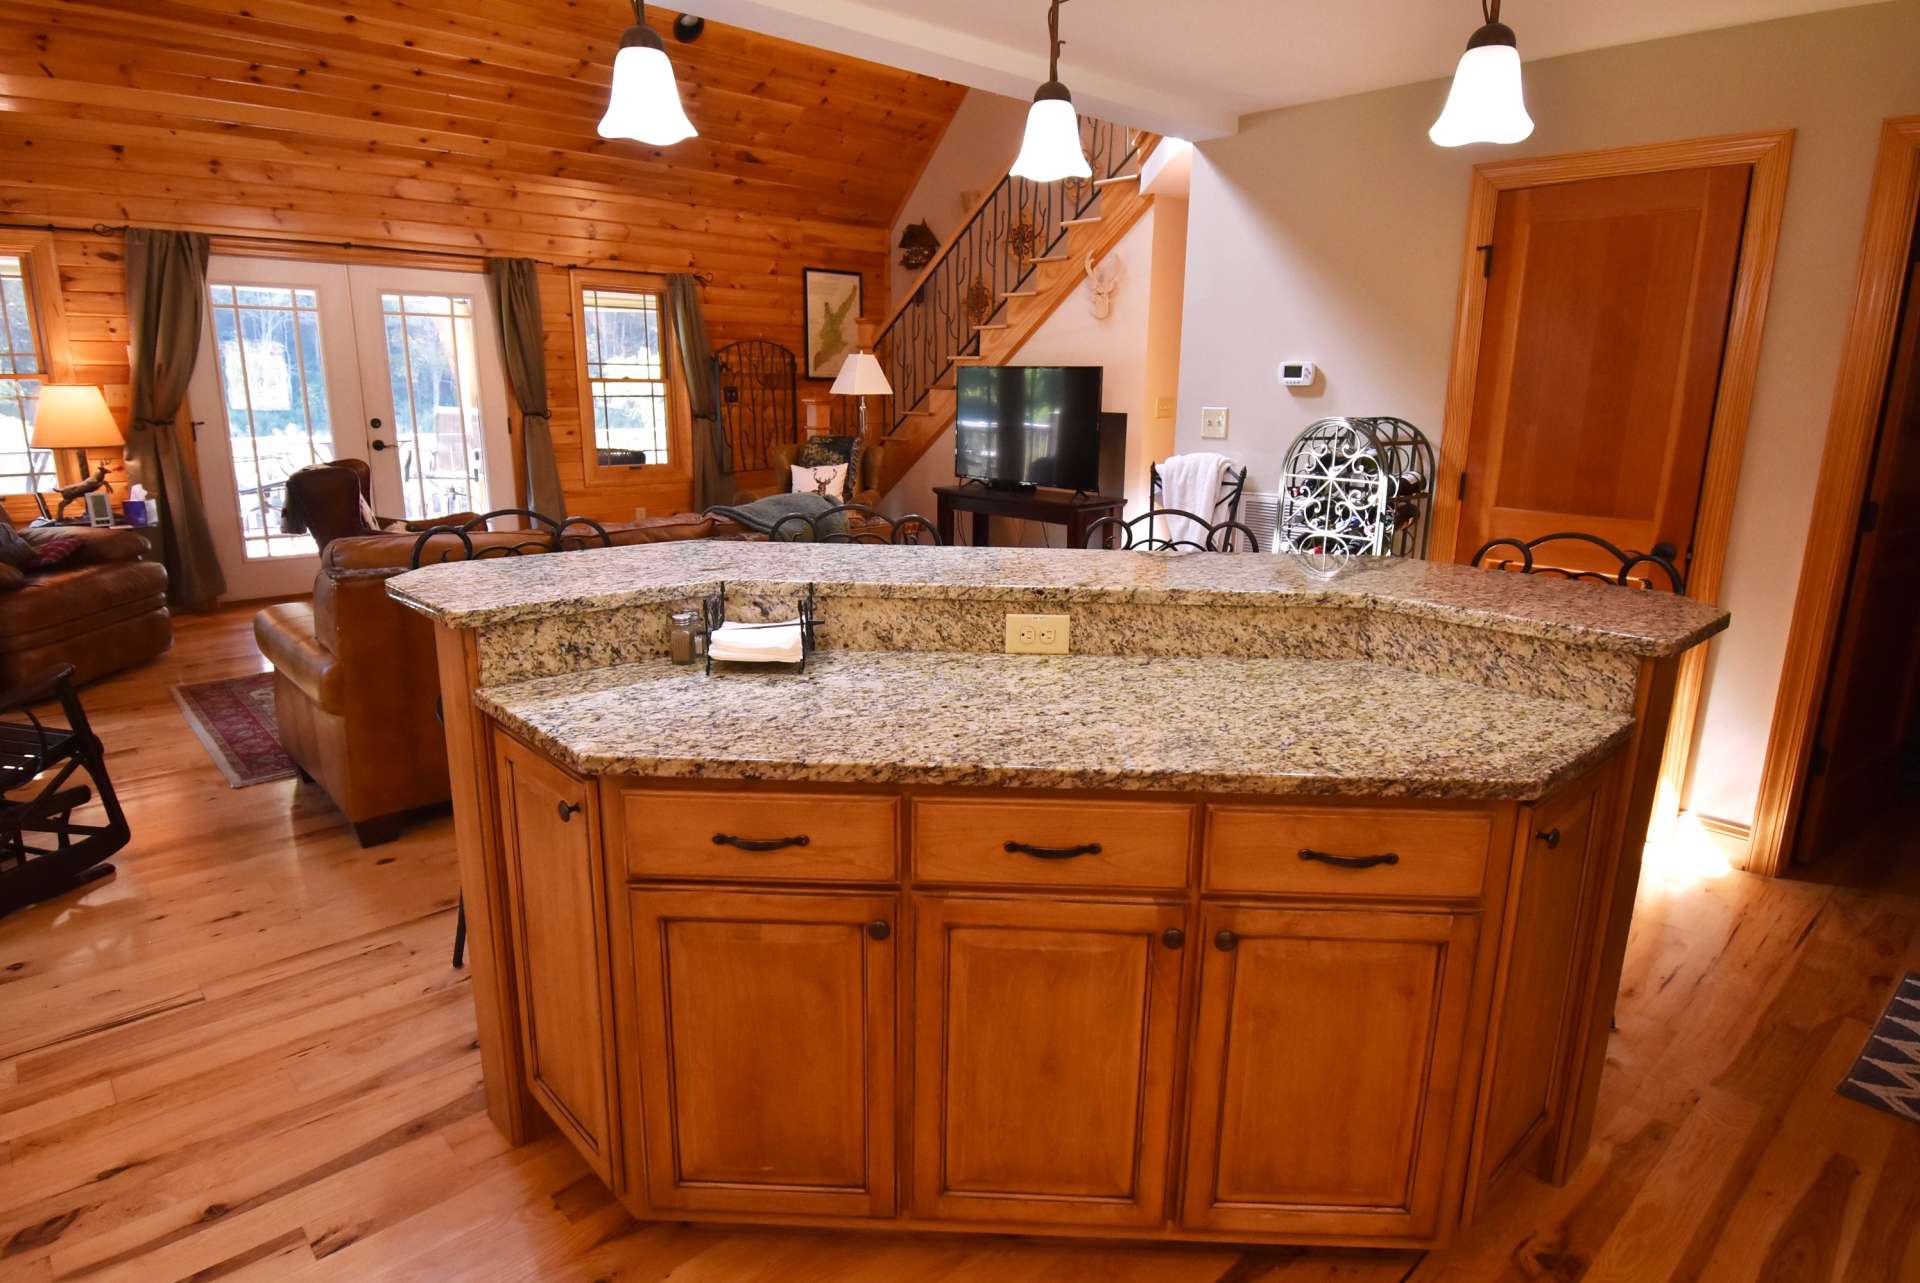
left=1749, top=117, right=1920, bottom=877
left=0, top=0, right=949, bottom=523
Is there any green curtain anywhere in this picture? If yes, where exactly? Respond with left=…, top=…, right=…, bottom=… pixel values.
left=668, top=273, right=731, bottom=510
left=124, top=228, right=226, bottom=610
left=485, top=259, right=564, bottom=519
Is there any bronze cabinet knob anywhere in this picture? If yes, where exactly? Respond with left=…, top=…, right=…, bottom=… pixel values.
left=1214, top=929, right=1238, bottom=952
left=1536, top=828, right=1561, bottom=849
left=557, top=801, right=581, bottom=822
left=1162, top=927, right=1185, bottom=950
left=867, top=920, right=891, bottom=942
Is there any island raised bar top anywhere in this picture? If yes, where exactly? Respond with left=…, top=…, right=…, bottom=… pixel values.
left=393, top=542, right=1725, bottom=1250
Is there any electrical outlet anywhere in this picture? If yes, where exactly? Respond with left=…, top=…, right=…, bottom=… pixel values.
left=1004, top=613, right=1070, bottom=655
left=1200, top=406, right=1229, bottom=439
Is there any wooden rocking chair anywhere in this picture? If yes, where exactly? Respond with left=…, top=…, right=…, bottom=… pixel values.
left=0, top=664, right=129, bottom=918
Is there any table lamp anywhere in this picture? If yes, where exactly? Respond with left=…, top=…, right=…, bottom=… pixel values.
left=829, top=339, right=892, bottom=445
left=30, top=384, right=124, bottom=520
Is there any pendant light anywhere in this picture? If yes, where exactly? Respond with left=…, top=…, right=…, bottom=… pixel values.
left=597, top=1, right=698, bottom=146
left=1009, top=0, right=1092, bottom=182
left=1429, top=0, right=1534, bottom=147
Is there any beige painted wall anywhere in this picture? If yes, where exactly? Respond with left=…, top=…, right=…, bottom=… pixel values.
left=888, top=88, right=1031, bottom=311
left=1173, top=0, right=1920, bottom=829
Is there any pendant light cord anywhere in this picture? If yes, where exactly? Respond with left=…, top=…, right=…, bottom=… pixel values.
left=1045, top=0, right=1068, bottom=82
left=631, top=0, right=646, bottom=23
left=1482, top=0, right=1500, bottom=23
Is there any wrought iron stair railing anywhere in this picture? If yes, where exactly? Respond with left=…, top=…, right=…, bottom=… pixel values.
left=870, top=118, right=1150, bottom=440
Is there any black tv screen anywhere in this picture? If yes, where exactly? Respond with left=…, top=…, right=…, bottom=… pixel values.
left=954, top=365, right=1103, bottom=491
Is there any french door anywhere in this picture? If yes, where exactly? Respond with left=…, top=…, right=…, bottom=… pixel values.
left=188, top=257, right=513, bottom=601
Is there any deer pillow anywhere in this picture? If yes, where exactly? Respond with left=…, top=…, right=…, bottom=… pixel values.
left=790, top=463, right=849, bottom=502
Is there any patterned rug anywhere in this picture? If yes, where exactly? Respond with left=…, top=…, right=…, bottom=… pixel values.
left=1838, top=971, right=1920, bottom=1123
left=173, top=673, right=298, bottom=788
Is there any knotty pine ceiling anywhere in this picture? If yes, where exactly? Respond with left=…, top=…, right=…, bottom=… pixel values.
left=0, top=0, right=970, bottom=267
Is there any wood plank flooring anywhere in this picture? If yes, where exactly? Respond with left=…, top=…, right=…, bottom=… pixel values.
left=1, top=606, right=1916, bottom=1281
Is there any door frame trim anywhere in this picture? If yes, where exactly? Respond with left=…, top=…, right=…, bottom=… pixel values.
left=1430, top=129, right=1794, bottom=835
left=1748, top=116, right=1920, bottom=878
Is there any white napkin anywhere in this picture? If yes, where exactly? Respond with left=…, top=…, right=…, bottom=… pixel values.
left=708, top=620, right=806, bottom=664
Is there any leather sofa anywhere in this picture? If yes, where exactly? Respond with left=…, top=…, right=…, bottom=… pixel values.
left=253, top=514, right=721, bottom=845
left=0, top=526, right=170, bottom=689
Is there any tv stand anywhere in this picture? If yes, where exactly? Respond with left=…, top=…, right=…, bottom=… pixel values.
left=933, top=483, right=1124, bottom=549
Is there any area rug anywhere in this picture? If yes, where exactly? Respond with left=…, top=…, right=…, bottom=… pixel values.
left=173, top=673, right=297, bottom=788
left=1838, top=971, right=1920, bottom=1123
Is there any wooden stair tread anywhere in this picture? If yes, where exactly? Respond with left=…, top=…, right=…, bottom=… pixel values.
left=1061, top=216, right=1103, bottom=226
left=1030, top=253, right=1070, bottom=264
left=974, top=323, right=1011, bottom=331
left=1004, top=290, right=1039, bottom=298
left=1094, top=173, right=1142, bottom=186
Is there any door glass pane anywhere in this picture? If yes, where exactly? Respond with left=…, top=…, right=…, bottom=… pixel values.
left=0, top=256, right=51, bottom=496
left=381, top=292, right=486, bottom=520
left=207, top=282, right=335, bottom=559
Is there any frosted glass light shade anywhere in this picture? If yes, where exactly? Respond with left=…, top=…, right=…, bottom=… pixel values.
left=1010, top=90, right=1091, bottom=182
left=830, top=351, right=892, bottom=397
left=29, top=384, right=122, bottom=448
left=1429, top=43, right=1533, bottom=147
left=598, top=43, right=697, bottom=146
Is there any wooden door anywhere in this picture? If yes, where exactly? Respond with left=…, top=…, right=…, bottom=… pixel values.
left=1456, top=166, right=1751, bottom=576
left=626, top=887, right=896, bottom=1218
left=1180, top=905, right=1478, bottom=1240
left=1797, top=254, right=1920, bottom=860
left=912, top=895, right=1188, bottom=1228
left=493, top=734, right=618, bottom=1184
left=1470, top=772, right=1603, bottom=1203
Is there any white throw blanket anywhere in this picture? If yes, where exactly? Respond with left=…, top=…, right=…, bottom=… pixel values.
left=1154, top=452, right=1234, bottom=547
left=708, top=620, right=806, bottom=664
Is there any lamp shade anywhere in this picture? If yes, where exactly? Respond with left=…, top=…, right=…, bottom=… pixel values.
left=1429, top=36, right=1533, bottom=147
left=1009, top=85, right=1091, bottom=183
left=830, top=351, right=892, bottom=397
left=29, top=384, right=123, bottom=448
left=598, top=27, right=697, bottom=146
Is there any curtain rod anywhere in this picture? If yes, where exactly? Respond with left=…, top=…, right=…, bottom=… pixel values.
left=0, top=220, right=716, bottom=283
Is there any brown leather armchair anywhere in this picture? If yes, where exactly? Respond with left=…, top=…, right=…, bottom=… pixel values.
left=282, top=459, right=477, bottom=554
left=253, top=513, right=720, bottom=845
left=0, top=526, right=170, bottom=688
left=737, top=437, right=880, bottom=509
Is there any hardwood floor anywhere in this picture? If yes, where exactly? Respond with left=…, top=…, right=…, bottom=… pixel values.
left=1, top=606, right=1915, bottom=1281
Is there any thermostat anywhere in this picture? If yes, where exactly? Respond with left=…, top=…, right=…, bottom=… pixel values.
left=1279, top=360, right=1317, bottom=387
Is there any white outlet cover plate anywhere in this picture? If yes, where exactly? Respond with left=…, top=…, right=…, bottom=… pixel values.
left=1200, top=407, right=1229, bottom=439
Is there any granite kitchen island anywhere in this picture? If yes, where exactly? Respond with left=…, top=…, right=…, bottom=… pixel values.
left=391, top=542, right=1725, bottom=1249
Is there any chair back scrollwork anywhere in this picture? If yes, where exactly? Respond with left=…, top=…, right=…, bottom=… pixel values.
left=408, top=509, right=614, bottom=569
left=1469, top=531, right=1686, bottom=593
left=765, top=504, right=942, bottom=546
left=1084, top=510, right=1260, bottom=553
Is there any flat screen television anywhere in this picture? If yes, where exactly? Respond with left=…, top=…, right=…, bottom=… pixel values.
left=954, top=365, right=1104, bottom=491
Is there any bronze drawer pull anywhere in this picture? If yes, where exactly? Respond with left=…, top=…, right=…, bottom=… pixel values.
left=1536, top=828, right=1561, bottom=849
left=1162, top=927, right=1185, bottom=949
left=1003, top=840, right=1102, bottom=860
left=1297, top=848, right=1400, bottom=870
left=712, top=833, right=811, bottom=852
left=1214, top=929, right=1238, bottom=952
left=867, top=920, right=891, bottom=941
left=557, top=801, right=581, bottom=822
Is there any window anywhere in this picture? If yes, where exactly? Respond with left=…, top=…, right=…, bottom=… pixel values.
left=581, top=287, right=672, bottom=468
left=0, top=255, right=51, bottom=496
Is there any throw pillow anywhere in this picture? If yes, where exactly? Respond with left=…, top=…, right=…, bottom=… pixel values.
left=792, top=435, right=864, bottom=502
left=0, top=521, right=34, bottom=571
left=25, top=534, right=83, bottom=570
left=791, top=463, right=848, bottom=501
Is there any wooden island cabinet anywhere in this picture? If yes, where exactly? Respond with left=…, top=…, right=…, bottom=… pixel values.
left=490, top=735, right=1619, bottom=1249
left=388, top=540, right=1727, bottom=1251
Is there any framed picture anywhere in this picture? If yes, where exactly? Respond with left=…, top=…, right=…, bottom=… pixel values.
left=86, top=491, right=114, bottom=527
left=802, top=268, right=863, bottom=380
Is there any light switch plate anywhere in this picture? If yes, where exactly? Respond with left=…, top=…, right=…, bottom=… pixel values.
left=1005, top=613, right=1071, bottom=655
left=1200, top=406, right=1229, bottom=439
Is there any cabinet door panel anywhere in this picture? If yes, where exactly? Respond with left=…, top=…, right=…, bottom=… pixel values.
left=913, top=896, right=1187, bottom=1228
left=1182, top=906, right=1477, bottom=1240
left=627, top=888, right=896, bottom=1217
left=494, top=735, right=616, bottom=1183
left=1474, top=775, right=1603, bottom=1196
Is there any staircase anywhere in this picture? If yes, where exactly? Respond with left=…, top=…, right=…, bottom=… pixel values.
left=868, top=121, right=1161, bottom=498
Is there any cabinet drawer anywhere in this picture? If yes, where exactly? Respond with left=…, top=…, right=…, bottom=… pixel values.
left=913, top=797, right=1193, bottom=889
left=1205, top=805, right=1493, bottom=899
left=620, top=788, right=898, bottom=882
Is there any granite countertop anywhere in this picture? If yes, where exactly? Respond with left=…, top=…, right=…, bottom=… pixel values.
left=390, top=542, right=1728, bottom=658
left=476, top=649, right=1634, bottom=800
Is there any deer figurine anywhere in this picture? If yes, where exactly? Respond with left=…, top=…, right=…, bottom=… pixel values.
left=1085, top=252, right=1124, bottom=320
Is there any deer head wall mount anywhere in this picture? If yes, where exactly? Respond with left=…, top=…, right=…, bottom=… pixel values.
left=1085, top=252, right=1124, bottom=320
